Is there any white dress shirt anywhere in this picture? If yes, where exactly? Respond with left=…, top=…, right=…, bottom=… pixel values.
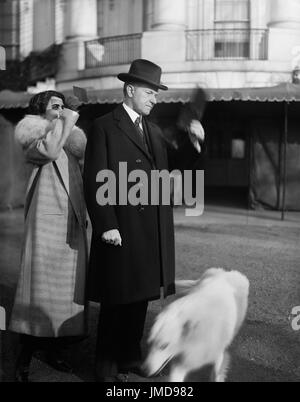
left=122, top=103, right=143, bottom=130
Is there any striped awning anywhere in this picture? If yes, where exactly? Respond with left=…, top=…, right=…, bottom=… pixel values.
left=1, top=83, right=300, bottom=109
left=206, top=83, right=300, bottom=102
left=67, top=82, right=300, bottom=104
left=0, top=90, right=33, bottom=109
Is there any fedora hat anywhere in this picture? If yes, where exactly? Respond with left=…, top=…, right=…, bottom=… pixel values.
left=118, top=59, right=168, bottom=91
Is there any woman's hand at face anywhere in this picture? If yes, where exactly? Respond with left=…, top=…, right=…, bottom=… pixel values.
left=60, top=108, right=79, bottom=125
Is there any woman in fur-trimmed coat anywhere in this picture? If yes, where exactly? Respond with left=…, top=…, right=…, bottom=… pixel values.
left=9, top=91, right=88, bottom=381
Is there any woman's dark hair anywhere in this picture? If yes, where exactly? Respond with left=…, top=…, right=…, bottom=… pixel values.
left=28, top=90, right=65, bottom=116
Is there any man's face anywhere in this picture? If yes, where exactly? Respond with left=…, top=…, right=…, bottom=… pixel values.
left=129, top=84, right=158, bottom=116
left=45, top=96, right=64, bottom=121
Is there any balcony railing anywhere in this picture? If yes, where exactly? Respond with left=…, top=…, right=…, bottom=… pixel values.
left=186, top=29, right=268, bottom=61
left=85, top=33, right=142, bottom=68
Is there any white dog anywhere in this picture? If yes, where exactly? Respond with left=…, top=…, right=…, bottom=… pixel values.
left=143, top=268, right=249, bottom=382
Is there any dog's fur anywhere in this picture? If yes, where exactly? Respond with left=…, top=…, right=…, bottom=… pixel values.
left=143, top=268, right=249, bottom=382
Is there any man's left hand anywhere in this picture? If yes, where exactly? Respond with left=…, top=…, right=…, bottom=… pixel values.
left=188, top=120, right=205, bottom=153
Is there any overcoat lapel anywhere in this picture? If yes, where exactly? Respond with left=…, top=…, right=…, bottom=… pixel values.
left=54, top=150, right=84, bottom=226
left=144, top=119, right=166, bottom=170
left=54, top=149, right=69, bottom=194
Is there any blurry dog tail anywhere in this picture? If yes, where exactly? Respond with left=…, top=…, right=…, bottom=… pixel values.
left=175, top=279, right=200, bottom=294
left=175, top=268, right=224, bottom=294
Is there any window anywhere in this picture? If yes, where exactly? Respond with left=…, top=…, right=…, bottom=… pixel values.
left=0, top=0, right=20, bottom=61
left=214, top=0, right=250, bottom=59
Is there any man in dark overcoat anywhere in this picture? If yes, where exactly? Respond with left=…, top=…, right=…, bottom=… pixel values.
left=83, top=59, right=205, bottom=382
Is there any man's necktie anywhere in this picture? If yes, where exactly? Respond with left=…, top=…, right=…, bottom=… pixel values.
left=135, top=116, right=149, bottom=152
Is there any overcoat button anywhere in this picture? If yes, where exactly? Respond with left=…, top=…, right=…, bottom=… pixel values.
left=136, top=159, right=142, bottom=163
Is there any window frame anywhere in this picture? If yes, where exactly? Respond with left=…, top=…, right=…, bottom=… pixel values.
left=213, top=0, right=251, bottom=59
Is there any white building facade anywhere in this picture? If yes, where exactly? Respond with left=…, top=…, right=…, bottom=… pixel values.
left=1, top=0, right=300, bottom=91
left=1, top=0, right=300, bottom=209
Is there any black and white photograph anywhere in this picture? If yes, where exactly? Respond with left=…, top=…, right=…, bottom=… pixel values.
left=0, top=0, right=300, bottom=385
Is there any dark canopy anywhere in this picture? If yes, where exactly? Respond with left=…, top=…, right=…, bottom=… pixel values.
left=2, top=83, right=300, bottom=109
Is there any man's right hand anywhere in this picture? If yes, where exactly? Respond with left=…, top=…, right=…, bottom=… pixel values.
left=101, top=229, right=122, bottom=246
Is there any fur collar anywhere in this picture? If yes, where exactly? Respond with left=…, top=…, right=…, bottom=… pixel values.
left=15, top=114, right=86, bottom=160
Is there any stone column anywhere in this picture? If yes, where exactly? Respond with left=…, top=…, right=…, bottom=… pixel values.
left=65, top=0, right=97, bottom=40
left=142, top=0, right=187, bottom=66
left=268, top=0, right=300, bottom=29
left=54, top=0, right=65, bottom=44
left=60, top=0, right=98, bottom=76
left=151, top=0, right=186, bottom=31
left=19, top=0, right=34, bottom=58
left=33, top=0, right=55, bottom=51
left=267, top=0, right=300, bottom=62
